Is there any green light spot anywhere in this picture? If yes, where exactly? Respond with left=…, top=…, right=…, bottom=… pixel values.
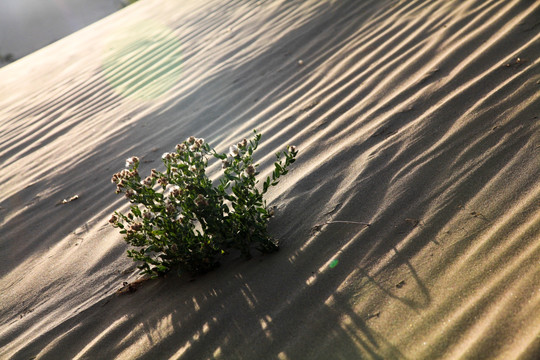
left=102, top=20, right=183, bottom=100
left=329, top=259, right=338, bottom=268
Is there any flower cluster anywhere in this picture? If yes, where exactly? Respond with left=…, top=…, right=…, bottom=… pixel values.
left=110, top=130, right=298, bottom=277
left=111, top=164, right=139, bottom=195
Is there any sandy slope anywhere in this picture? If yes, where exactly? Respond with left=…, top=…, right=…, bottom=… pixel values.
left=0, top=0, right=539, bottom=358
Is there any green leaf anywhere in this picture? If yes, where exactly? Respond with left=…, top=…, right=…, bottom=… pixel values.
left=132, top=206, right=142, bottom=217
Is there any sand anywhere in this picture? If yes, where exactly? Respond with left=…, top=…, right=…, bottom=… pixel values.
left=0, top=0, right=539, bottom=358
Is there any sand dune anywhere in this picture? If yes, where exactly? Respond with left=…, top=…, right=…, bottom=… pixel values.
left=1, top=0, right=539, bottom=358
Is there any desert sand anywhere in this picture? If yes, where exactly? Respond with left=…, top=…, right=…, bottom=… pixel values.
left=0, top=0, right=539, bottom=359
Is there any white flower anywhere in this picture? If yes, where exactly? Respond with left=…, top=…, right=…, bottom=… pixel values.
left=125, top=189, right=137, bottom=199
left=245, top=164, right=256, bottom=176
left=166, top=185, right=181, bottom=198
left=162, top=152, right=170, bottom=159
left=176, top=143, right=187, bottom=153
left=165, top=200, right=175, bottom=213
left=125, top=156, right=139, bottom=168
left=129, top=222, right=143, bottom=232
left=222, top=155, right=234, bottom=169
left=194, top=194, right=208, bottom=207
left=229, top=145, right=240, bottom=157
left=141, top=176, right=153, bottom=186
left=170, top=185, right=182, bottom=198
left=192, top=152, right=202, bottom=159
left=237, top=138, right=248, bottom=148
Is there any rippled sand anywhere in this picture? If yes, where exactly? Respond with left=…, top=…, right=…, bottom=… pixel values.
left=1, top=0, right=539, bottom=358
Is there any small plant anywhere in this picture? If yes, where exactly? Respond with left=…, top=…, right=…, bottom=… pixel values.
left=0, top=50, right=14, bottom=64
left=110, top=130, right=297, bottom=277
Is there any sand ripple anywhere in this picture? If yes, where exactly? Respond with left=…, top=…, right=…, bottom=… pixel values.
left=0, top=0, right=539, bottom=358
